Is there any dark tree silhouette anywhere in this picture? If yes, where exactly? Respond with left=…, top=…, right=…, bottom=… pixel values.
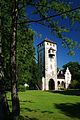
left=10, top=0, right=20, bottom=119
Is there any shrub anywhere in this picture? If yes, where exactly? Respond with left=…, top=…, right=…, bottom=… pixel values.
left=71, top=80, right=80, bottom=89
left=18, top=85, right=26, bottom=92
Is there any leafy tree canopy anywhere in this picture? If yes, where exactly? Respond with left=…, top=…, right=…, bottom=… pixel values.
left=18, top=0, right=80, bottom=55
left=1, top=0, right=41, bottom=90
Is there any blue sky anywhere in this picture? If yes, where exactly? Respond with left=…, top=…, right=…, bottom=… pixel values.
left=33, top=23, right=80, bottom=68
left=26, top=0, right=80, bottom=68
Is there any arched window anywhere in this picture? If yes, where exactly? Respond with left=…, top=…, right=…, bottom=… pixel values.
left=58, top=81, right=60, bottom=86
left=49, top=79, right=55, bottom=90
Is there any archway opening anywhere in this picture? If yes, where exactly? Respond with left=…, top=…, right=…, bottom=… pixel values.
left=61, top=81, right=65, bottom=89
left=57, top=81, right=60, bottom=86
left=49, top=79, right=55, bottom=90
left=57, top=81, right=60, bottom=90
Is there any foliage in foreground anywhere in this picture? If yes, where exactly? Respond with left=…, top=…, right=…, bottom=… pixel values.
left=1, top=0, right=39, bottom=91
left=1, top=0, right=80, bottom=119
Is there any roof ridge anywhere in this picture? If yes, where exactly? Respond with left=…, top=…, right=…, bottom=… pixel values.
left=37, top=38, right=56, bottom=46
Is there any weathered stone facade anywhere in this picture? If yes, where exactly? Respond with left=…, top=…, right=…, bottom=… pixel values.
left=37, top=38, right=71, bottom=90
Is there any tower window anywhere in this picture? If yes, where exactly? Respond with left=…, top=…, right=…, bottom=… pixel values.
left=48, top=48, right=55, bottom=58
left=50, top=43, right=52, bottom=46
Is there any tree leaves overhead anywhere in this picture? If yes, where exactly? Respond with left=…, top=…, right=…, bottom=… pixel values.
left=25, top=0, right=80, bottom=55
left=1, top=0, right=80, bottom=88
left=17, top=0, right=80, bottom=55
left=1, top=1, right=80, bottom=117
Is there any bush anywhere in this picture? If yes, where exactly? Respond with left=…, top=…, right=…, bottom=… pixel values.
left=18, top=85, right=26, bottom=92
left=71, top=80, right=80, bottom=89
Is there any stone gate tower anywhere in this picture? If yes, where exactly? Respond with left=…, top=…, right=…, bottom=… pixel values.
left=37, top=38, right=57, bottom=90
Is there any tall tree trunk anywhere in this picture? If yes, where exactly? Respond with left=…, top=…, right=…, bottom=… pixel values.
left=10, top=0, right=20, bottom=119
left=0, top=44, right=10, bottom=120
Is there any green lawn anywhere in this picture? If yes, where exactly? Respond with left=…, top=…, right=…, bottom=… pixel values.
left=7, top=90, right=80, bottom=120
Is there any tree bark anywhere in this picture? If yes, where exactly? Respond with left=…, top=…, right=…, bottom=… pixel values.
left=10, top=0, right=20, bottom=119
left=0, top=49, right=10, bottom=120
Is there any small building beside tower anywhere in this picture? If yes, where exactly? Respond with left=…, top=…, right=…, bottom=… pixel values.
left=37, top=38, right=71, bottom=90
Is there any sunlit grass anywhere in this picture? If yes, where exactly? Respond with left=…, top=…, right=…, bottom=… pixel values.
left=7, top=90, right=80, bottom=120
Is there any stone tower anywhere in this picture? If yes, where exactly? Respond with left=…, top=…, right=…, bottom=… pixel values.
left=37, top=38, right=57, bottom=90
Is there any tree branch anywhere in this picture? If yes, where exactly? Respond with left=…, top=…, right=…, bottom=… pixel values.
left=18, top=6, right=80, bottom=24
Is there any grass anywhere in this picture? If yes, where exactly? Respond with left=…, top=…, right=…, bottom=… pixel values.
left=7, top=90, right=80, bottom=120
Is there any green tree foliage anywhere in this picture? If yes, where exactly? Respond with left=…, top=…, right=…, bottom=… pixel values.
left=17, top=28, right=36, bottom=86
left=1, top=0, right=37, bottom=118
left=1, top=0, right=37, bottom=90
left=17, top=28, right=41, bottom=90
left=1, top=0, right=80, bottom=90
left=71, top=80, right=80, bottom=89
left=28, top=62, right=42, bottom=90
left=25, top=0, right=80, bottom=55
left=1, top=0, right=11, bottom=90
left=1, top=0, right=80, bottom=118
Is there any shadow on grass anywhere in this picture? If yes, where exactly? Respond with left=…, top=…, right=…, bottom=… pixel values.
left=49, top=89, right=80, bottom=96
left=21, top=107, right=54, bottom=114
left=41, top=111, right=54, bottom=114
left=20, top=100, right=34, bottom=103
left=24, top=107, right=37, bottom=112
left=55, top=102, right=80, bottom=119
left=18, top=115, right=39, bottom=120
